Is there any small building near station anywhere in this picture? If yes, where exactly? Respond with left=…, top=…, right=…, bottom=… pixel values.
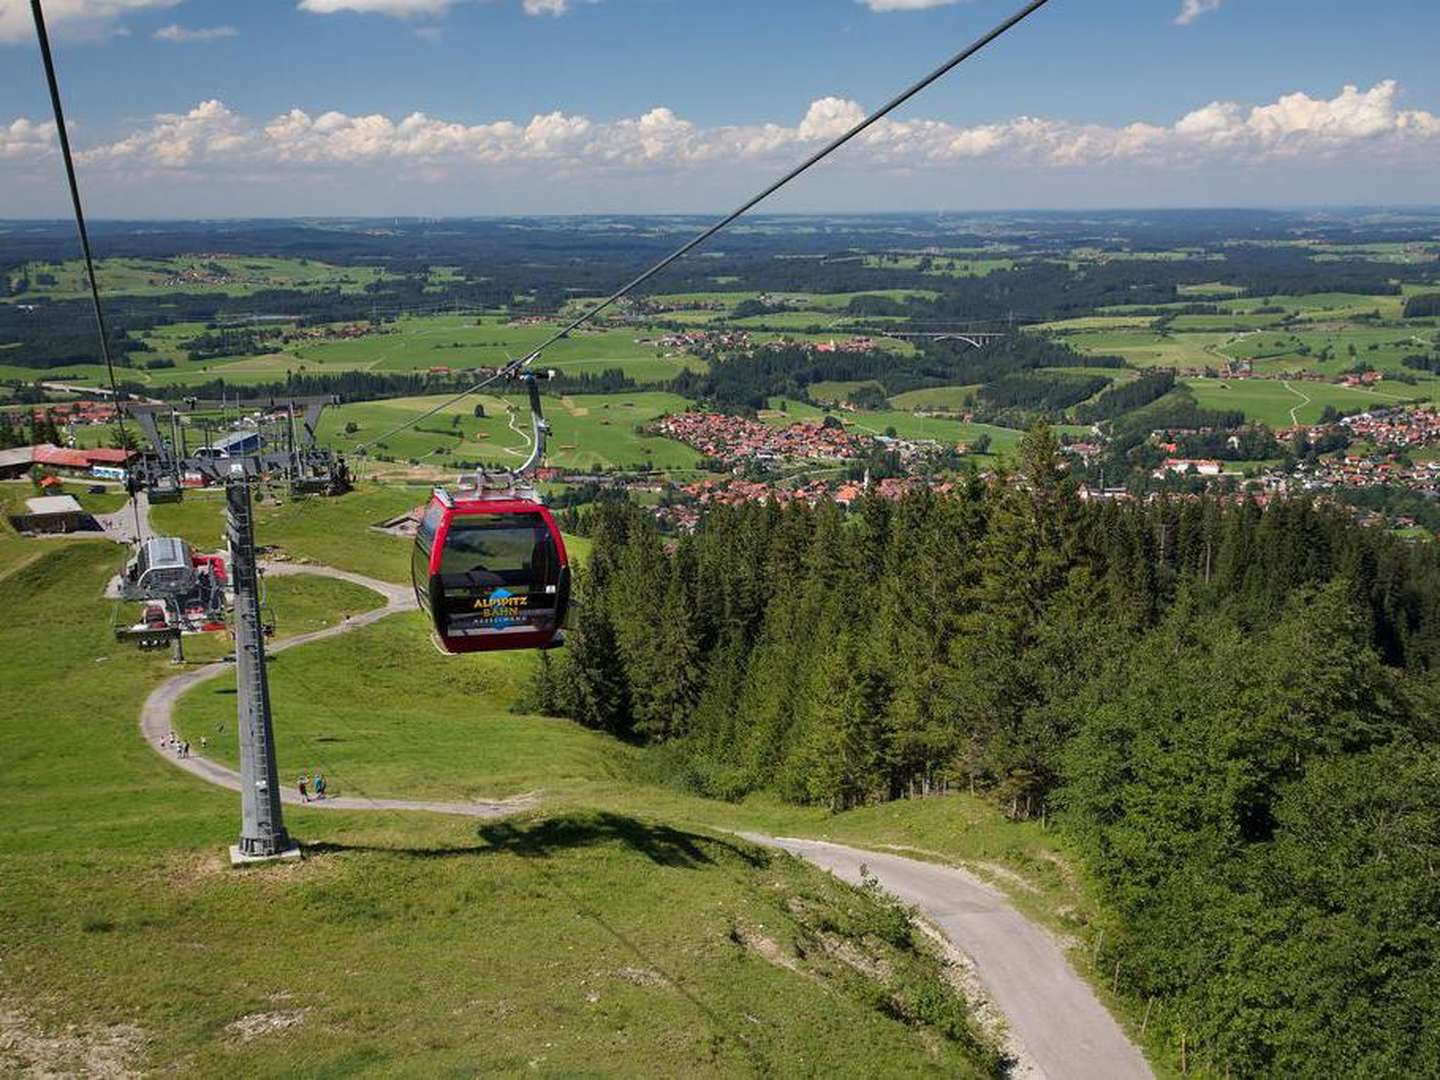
left=10, top=494, right=85, bottom=534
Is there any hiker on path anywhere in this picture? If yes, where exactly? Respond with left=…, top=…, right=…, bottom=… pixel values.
left=314, top=773, right=327, bottom=800
left=298, top=773, right=310, bottom=802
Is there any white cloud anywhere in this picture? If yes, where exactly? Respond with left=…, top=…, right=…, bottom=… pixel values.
left=297, top=0, right=453, bottom=15
left=798, top=97, right=867, bottom=140
left=153, top=23, right=238, bottom=42
left=861, top=0, right=966, bottom=10
left=297, top=0, right=590, bottom=17
left=0, top=0, right=180, bottom=44
left=6, top=81, right=1433, bottom=183
left=1176, top=0, right=1222, bottom=26
left=1, top=117, right=57, bottom=159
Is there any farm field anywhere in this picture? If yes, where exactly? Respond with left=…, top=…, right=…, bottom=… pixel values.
left=319, top=391, right=700, bottom=473
left=1052, top=329, right=1232, bottom=369
left=4, top=255, right=395, bottom=301
left=293, top=315, right=709, bottom=381
left=1183, top=377, right=1427, bottom=427
left=1215, top=327, right=1440, bottom=375
left=6, top=314, right=714, bottom=392
left=888, top=385, right=983, bottom=411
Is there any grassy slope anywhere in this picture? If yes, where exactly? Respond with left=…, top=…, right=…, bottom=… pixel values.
left=1, top=542, right=1004, bottom=1077
left=1184, top=377, right=1425, bottom=427
left=173, top=612, right=1094, bottom=941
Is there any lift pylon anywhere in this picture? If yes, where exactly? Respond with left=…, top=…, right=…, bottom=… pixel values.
left=225, top=471, right=298, bottom=864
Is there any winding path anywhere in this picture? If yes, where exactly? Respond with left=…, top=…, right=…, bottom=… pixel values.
left=138, top=562, right=533, bottom=819
left=1282, top=380, right=1312, bottom=427
left=137, top=562, right=1151, bottom=1077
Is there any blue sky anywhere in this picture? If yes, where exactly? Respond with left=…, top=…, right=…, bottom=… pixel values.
left=1, top=0, right=1437, bottom=216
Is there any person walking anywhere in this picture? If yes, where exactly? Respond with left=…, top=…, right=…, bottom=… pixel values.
left=313, top=772, right=327, bottom=800
left=297, top=773, right=310, bottom=803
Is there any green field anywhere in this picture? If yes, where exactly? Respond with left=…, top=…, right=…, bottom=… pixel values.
left=4, top=314, right=713, bottom=392
left=319, top=391, right=700, bottom=472
left=1184, top=377, right=1426, bottom=427
left=807, top=379, right=886, bottom=404
left=862, top=255, right=1015, bottom=277
left=4, top=255, right=394, bottom=302
left=152, top=484, right=425, bottom=584
left=1052, top=329, right=1232, bottom=369
left=887, top=386, right=986, bottom=412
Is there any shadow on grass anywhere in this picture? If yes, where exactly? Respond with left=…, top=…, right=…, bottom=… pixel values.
left=477, top=811, right=769, bottom=869
left=305, top=810, right=770, bottom=871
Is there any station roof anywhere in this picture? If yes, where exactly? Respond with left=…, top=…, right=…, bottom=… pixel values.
left=211, top=430, right=263, bottom=452
left=24, top=495, right=83, bottom=515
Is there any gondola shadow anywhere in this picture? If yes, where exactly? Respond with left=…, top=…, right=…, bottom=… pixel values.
left=303, top=811, right=769, bottom=871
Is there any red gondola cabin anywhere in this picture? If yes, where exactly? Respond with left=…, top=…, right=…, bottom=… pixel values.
left=412, top=490, right=570, bottom=653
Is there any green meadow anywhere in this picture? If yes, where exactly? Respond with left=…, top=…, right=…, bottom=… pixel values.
left=0, top=510, right=1077, bottom=1076
left=4, top=255, right=393, bottom=302
left=319, top=391, right=701, bottom=472
left=1184, top=377, right=1426, bottom=427
left=887, top=385, right=982, bottom=411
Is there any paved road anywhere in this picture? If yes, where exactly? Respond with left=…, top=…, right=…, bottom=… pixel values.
left=94, top=491, right=153, bottom=545
left=741, top=835, right=1153, bottom=1080
left=139, top=562, right=534, bottom=819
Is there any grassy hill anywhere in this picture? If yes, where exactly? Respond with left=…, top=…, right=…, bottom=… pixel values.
left=0, top=538, right=1010, bottom=1077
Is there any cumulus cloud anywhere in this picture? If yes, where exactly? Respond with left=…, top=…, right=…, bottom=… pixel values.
left=1176, top=0, right=1222, bottom=26
left=153, top=23, right=238, bottom=42
left=1, top=117, right=57, bottom=159
left=0, top=0, right=180, bottom=43
left=5, top=81, right=1434, bottom=183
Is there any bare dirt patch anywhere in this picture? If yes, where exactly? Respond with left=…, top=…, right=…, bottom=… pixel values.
left=612, top=967, right=671, bottom=989
left=729, top=921, right=804, bottom=976
left=224, top=1008, right=309, bottom=1042
left=815, top=931, right=893, bottom=982
left=0, top=1003, right=145, bottom=1079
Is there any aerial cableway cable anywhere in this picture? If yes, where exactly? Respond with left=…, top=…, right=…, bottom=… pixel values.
left=355, top=0, right=1055, bottom=455
left=30, top=0, right=144, bottom=541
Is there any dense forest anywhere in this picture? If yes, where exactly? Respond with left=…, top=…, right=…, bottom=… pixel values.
left=527, top=428, right=1440, bottom=1076
left=668, top=336, right=1122, bottom=412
